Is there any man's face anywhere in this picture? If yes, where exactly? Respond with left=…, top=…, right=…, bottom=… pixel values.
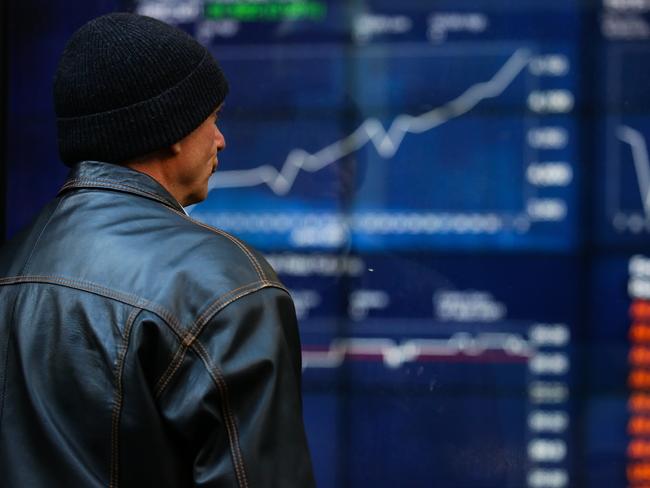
left=172, top=106, right=225, bottom=206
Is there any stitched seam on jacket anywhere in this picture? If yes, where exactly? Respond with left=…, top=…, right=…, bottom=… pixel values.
left=110, top=307, right=141, bottom=488
left=60, top=180, right=266, bottom=282
left=59, top=179, right=179, bottom=210
left=167, top=207, right=266, bottom=282
left=61, top=178, right=171, bottom=204
left=152, top=283, right=260, bottom=396
left=152, top=281, right=287, bottom=397
left=192, top=339, right=249, bottom=488
left=0, top=276, right=183, bottom=336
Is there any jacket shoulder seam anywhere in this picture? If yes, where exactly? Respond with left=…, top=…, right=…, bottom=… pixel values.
left=167, top=208, right=267, bottom=282
left=60, top=178, right=268, bottom=282
left=153, top=280, right=287, bottom=398
left=0, top=275, right=184, bottom=338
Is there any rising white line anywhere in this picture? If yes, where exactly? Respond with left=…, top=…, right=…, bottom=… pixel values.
left=209, top=48, right=533, bottom=196
left=618, top=125, right=650, bottom=217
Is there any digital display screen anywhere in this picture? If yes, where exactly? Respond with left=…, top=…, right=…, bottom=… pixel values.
left=7, top=0, right=650, bottom=486
left=598, top=38, right=650, bottom=245
left=279, top=252, right=576, bottom=486
left=181, top=1, right=580, bottom=252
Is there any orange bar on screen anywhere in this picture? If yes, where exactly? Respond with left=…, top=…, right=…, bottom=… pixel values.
left=631, top=301, right=650, bottom=321
left=630, top=393, right=650, bottom=413
left=629, top=370, right=650, bottom=390
left=630, top=324, right=650, bottom=343
left=628, top=416, right=650, bottom=436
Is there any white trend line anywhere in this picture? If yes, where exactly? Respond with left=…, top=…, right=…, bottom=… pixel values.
left=618, top=125, right=650, bottom=217
left=209, top=48, right=532, bottom=196
left=301, top=332, right=533, bottom=370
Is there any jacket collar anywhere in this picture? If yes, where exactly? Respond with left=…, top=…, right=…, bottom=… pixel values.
left=58, top=160, right=186, bottom=213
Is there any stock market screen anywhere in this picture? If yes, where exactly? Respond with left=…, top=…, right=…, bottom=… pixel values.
left=6, top=0, right=650, bottom=486
left=145, top=1, right=579, bottom=486
left=183, top=2, right=579, bottom=252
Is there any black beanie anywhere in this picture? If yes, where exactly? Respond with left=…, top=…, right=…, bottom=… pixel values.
left=53, top=13, right=228, bottom=166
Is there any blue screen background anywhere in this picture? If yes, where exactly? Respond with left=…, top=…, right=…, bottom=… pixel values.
left=5, top=0, right=649, bottom=486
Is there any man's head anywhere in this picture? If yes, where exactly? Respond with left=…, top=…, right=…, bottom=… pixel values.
left=127, top=103, right=226, bottom=206
left=53, top=13, right=228, bottom=205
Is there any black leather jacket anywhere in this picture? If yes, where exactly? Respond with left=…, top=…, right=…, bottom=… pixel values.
left=0, top=161, right=315, bottom=487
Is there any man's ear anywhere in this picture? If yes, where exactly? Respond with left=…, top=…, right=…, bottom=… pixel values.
left=170, top=142, right=182, bottom=155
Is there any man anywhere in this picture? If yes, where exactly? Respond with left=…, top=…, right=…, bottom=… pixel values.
left=0, top=13, right=315, bottom=487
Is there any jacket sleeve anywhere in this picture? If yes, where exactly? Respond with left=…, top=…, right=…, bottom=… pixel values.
left=160, top=285, right=316, bottom=488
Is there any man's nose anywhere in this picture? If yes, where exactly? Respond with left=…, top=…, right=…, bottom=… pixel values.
left=216, top=128, right=226, bottom=151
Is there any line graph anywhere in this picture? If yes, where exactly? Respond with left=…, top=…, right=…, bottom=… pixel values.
left=601, top=45, right=650, bottom=243
left=192, top=44, right=577, bottom=250
left=208, top=48, right=532, bottom=196
left=618, top=125, right=650, bottom=217
left=302, top=332, right=533, bottom=369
